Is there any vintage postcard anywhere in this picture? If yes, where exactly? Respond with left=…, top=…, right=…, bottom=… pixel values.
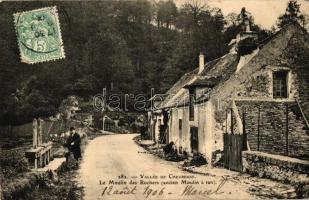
left=0, top=0, right=309, bottom=200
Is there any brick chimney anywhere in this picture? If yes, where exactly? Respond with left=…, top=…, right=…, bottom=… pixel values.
left=199, top=53, right=205, bottom=74
left=244, top=18, right=251, bottom=32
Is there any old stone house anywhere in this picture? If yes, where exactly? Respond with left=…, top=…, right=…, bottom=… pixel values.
left=148, top=22, right=309, bottom=165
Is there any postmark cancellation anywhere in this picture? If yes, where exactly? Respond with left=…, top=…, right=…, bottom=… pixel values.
left=14, top=6, right=65, bottom=64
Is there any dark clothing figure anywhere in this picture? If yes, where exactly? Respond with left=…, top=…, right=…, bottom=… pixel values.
left=159, top=125, right=166, bottom=144
left=163, top=141, right=180, bottom=161
left=162, top=109, right=169, bottom=126
left=140, top=125, right=146, bottom=139
left=66, top=132, right=82, bottom=160
left=163, top=141, right=173, bottom=155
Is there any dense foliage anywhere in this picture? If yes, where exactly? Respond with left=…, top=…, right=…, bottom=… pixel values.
left=277, top=0, right=307, bottom=29
left=0, top=149, right=29, bottom=178
left=0, top=0, right=274, bottom=125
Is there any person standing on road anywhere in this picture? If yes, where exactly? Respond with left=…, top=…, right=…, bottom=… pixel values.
left=66, top=127, right=82, bottom=162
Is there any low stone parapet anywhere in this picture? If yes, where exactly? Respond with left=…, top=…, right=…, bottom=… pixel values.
left=242, top=151, right=309, bottom=184
left=37, top=157, right=66, bottom=173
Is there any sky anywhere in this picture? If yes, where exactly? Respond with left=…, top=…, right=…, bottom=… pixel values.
left=174, top=0, right=309, bottom=29
left=0, top=0, right=308, bottom=28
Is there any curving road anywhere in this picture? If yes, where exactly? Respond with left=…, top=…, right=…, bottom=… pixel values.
left=76, top=134, right=278, bottom=200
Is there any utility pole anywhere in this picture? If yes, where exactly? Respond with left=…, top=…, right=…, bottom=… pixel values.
left=102, top=115, right=106, bottom=133
left=101, top=87, right=106, bottom=133
left=102, top=114, right=104, bottom=133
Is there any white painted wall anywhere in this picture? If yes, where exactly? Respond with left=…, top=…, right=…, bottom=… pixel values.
left=166, top=101, right=216, bottom=162
left=197, top=101, right=215, bottom=163
left=154, top=115, right=163, bottom=143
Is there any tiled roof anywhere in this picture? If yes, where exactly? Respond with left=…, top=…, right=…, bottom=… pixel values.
left=178, top=53, right=238, bottom=107
left=158, top=52, right=238, bottom=109
left=184, top=76, right=221, bottom=88
left=156, top=68, right=198, bottom=108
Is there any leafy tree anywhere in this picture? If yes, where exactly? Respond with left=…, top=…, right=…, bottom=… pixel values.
left=277, top=0, right=305, bottom=28
left=74, top=75, right=96, bottom=97
left=224, top=8, right=271, bottom=45
left=303, top=14, right=309, bottom=30
left=175, top=0, right=208, bottom=31
left=162, top=0, right=227, bottom=87
left=59, top=96, right=79, bottom=130
left=156, top=0, right=178, bottom=29
left=225, top=12, right=238, bottom=27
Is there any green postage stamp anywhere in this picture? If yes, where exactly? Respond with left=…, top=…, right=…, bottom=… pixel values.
left=14, top=6, right=65, bottom=64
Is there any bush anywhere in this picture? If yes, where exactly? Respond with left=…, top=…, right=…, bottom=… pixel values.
left=0, top=149, right=29, bottom=178
left=163, top=142, right=186, bottom=162
left=295, top=181, right=309, bottom=199
left=184, top=153, right=207, bottom=167
left=35, top=106, right=56, bottom=118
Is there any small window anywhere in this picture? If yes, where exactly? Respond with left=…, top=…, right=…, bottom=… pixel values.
left=273, top=71, right=288, bottom=98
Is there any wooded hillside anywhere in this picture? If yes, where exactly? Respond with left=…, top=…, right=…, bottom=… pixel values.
left=0, top=0, right=271, bottom=125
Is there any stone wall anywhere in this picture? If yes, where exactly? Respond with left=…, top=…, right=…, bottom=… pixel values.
left=208, top=23, right=309, bottom=129
left=242, top=151, right=309, bottom=184
left=235, top=100, right=309, bottom=160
